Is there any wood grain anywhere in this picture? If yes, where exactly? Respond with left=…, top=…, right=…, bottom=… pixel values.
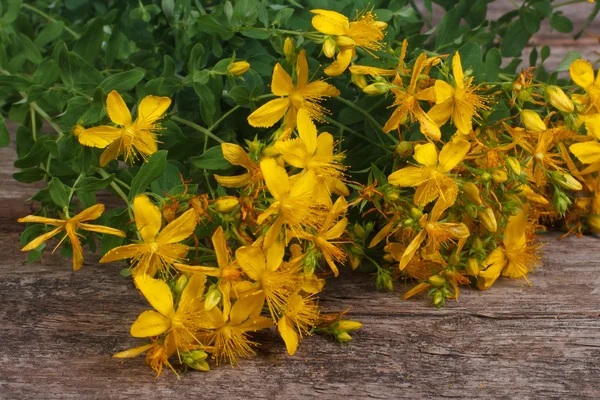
left=1, top=2, right=600, bottom=398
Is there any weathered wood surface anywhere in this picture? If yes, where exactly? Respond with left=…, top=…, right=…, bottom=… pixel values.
left=2, top=3, right=600, bottom=399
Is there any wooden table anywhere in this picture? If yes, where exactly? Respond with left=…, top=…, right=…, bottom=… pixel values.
left=2, top=4, right=600, bottom=398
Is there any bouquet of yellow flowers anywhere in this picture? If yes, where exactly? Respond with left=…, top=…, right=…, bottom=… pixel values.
left=4, top=0, right=599, bottom=375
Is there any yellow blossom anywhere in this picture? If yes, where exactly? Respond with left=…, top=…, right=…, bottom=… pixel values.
left=214, top=143, right=261, bottom=188
left=18, top=204, right=125, bottom=271
left=278, top=293, right=319, bottom=356
left=388, top=140, right=470, bottom=207
left=569, top=59, right=600, bottom=112
left=78, top=90, right=170, bottom=166
left=310, top=8, right=387, bottom=76
left=570, top=140, right=600, bottom=175
left=247, top=50, right=339, bottom=131
left=100, top=195, right=197, bottom=277
left=428, top=51, right=489, bottom=135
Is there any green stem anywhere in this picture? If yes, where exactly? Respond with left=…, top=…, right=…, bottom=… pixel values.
left=21, top=4, right=81, bottom=39
left=253, top=93, right=277, bottom=101
left=97, top=168, right=135, bottom=226
left=334, top=96, right=397, bottom=144
left=67, top=172, right=85, bottom=204
left=113, top=177, right=131, bottom=190
left=241, top=26, right=322, bottom=40
left=553, top=0, right=590, bottom=7
left=202, top=133, right=215, bottom=197
left=30, top=107, right=37, bottom=141
left=209, top=105, right=241, bottom=131
left=30, top=102, right=64, bottom=136
left=171, top=115, right=224, bottom=143
left=324, top=117, right=391, bottom=151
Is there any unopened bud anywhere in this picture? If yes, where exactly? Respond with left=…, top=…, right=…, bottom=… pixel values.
left=363, top=82, right=390, bottom=95
left=174, top=274, right=188, bottom=295
left=410, top=207, right=423, bottom=220
left=547, top=86, right=574, bottom=113
left=428, top=274, right=446, bottom=287
left=353, top=223, right=365, bottom=239
left=480, top=207, right=498, bottom=232
left=551, top=171, right=583, bottom=191
left=337, top=320, right=362, bottom=332
left=214, top=196, right=239, bottom=213
left=481, top=172, right=492, bottom=182
left=473, top=238, right=483, bottom=251
left=72, top=125, right=85, bottom=137
left=462, top=182, right=483, bottom=205
left=204, top=288, right=221, bottom=311
left=466, top=257, right=480, bottom=276
left=227, top=61, right=250, bottom=76
left=505, top=157, right=522, bottom=176
left=283, top=37, right=295, bottom=57
left=323, top=38, right=336, bottom=58
left=351, top=73, right=367, bottom=89
left=433, top=291, right=444, bottom=306
left=521, top=110, right=546, bottom=132
left=492, top=169, right=508, bottom=183
left=335, top=35, right=355, bottom=49
left=395, top=141, right=413, bottom=157
left=337, top=331, right=352, bottom=342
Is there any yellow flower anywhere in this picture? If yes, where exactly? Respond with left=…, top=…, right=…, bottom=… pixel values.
left=100, top=195, right=197, bottom=277
left=397, top=194, right=470, bottom=270
left=247, top=50, right=339, bottom=131
left=78, top=90, right=171, bottom=166
left=214, top=143, right=261, bottom=188
left=175, top=226, right=241, bottom=318
left=113, top=337, right=177, bottom=377
left=235, top=240, right=300, bottom=319
left=203, top=293, right=273, bottom=366
left=128, top=274, right=208, bottom=348
left=277, top=293, right=319, bottom=356
left=257, top=158, right=318, bottom=248
left=428, top=51, right=489, bottom=135
left=388, top=140, right=470, bottom=207
left=310, top=8, right=387, bottom=76
left=297, top=196, right=348, bottom=277
left=18, top=204, right=125, bottom=271
left=383, top=53, right=441, bottom=141
left=275, top=108, right=347, bottom=206
left=569, top=59, right=600, bottom=112
left=477, top=207, right=539, bottom=290
left=570, top=140, right=600, bottom=175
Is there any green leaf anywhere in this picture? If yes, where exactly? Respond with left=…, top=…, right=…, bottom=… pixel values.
left=555, top=51, right=581, bottom=72
left=190, top=146, right=231, bottom=170
left=99, top=68, right=146, bottom=93
left=228, top=86, right=250, bottom=105
left=196, top=15, right=234, bottom=39
left=500, top=19, right=531, bottom=57
left=458, top=41, right=483, bottom=82
left=13, top=168, right=45, bottom=183
left=188, top=43, right=206, bottom=72
left=435, top=6, right=462, bottom=49
left=73, top=19, right=105, bottom=63
left=0, top=114, right=9, bottom=147
left=194, top=82, right=217, bottom=126
left=49, top=177, right=70, bottom=208
left=519, top=7, right=541, bottom=35
left=485, top=47, right=501, bottom=81
left=541, top=45, right=550, bottom=62
left=18, top=33, right=43, bottom=65
left=129, top=150, right=168, bottom=200
left=0, top=75, right=31, bottom=91
left=550, top=14, right=573, bottom=33
left=2, top=0, right=22, bottom=24
left=34, top=21, right=65, bottom=47
left=77, top=174, right=115, bottom=191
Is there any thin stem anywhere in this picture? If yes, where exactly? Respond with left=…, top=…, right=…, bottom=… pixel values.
left=67, top=172, right=85, bottom=204
left=171, top=115, right=224, bottom=143
left=30, top=107, right=37, bottom=141
left=113, top=177, right=131, bottom=190
left=21, top=4, right=81, bottom=39
left=202, top=133, right=215, bottom=197
left=97, top=168, right=136, bottom=230
left=208, top=105, right=241, bottom=131
left=30, top=102, right=64, bottom=136
left=553, top=0, right=590, bottom=7
left=334, top=96, right=397, bottom=144
left=324, top=117, right=391, bottom=152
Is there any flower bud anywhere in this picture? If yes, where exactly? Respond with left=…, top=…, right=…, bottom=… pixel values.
left=337, top=331, right=352, bottom=342
left=410, top=207, right=423, bottom=220
left=335, top=35, right=355, bottom=49
left=353, top=223, right=365, bottom=239
left=481, top=172, right=492, bottom=182
left=204, top=288, right=221, bottom=311
left=337, top=320, right=362, bottom=332
left=262, top=145, right=279, bottom=157
left=472, top=238, right=483, bottom=251
left=462, top=182, right=483, bottom=206
left=551, top=171, right=583, bottom=191
left=351, top=73, right=367, bottom=89
left=214, top=196, right=239, bottom=213
left=492, top=169, right=508, bottom=184
left=505, top=157, right=522, bottom=176
left=547, top=86, right=574, bottom=113
left=322, top=38, right=336, bottom=58
left=589, top=215, right=600, bottom=233
left=362, top=82, right=390, bottom=95
left=373, top=21, right=388, bottom=30
left=174, top=274, right=188, bottom=295
left=395, top=141, right=414, bottom=157
left=72, top=125, right=85, bottom=137
left=428, top=274, right=446, bottom=287
left=283, top=37, right=295, bottom=57
left=227, top=61, right=250, bottom=76
left=466, top=257, right=480, bottom=276
left=521, top=110, right=546, bottom=132
left=480, top=207, right=498, bottom=232
left=433, top=291, right=444, bottom=306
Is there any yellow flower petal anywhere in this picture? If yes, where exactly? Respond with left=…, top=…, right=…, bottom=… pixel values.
left=156, top=209, right=197, bottom=244
left=324, top=48, right=353, bottom=77
left=70, top=204, right=105, bottom=223
left=311, top=9, right=349, bottom=35
left=99, top=139, right=122, bottom=167
left=18, top=215, right=64, bottom=226
left=106, top=90, right=132, bottom=126
left=570, top=141, right=600, bottom=164
left=348, top=65, right=396, bottom=77
left=78, top=126, right=122, bottom=148
left=212, top=226, right=229, bottom=269
left=414, top=143, right=438, bottom=167
left=235, top=245, right=266, bottom=281
left=265, top=239, right=285, bottom=272
left=133, top=194, right=162, bottom=243
left=179, top=272, right=207, bottom=309
left=437, top=140, right=470, bottom=173
left=229, top=291, right=265, bottom=326
left=322, top=217, right=348, bottom=241
left=453, top=100, right=475, bottom=134
left=130, top=310, right=171, bottom=338
left=271, top=63, right=294, bottom=96
left=131, top=129, right=158, bottom=159
left=297, top=108, right=318, bottom=155
left=477, top=247, right=506, bottom=290
left=275, top=138, right=309, bottom=169
left=214, top=173, right=252, bottom=188
left=278, top=316, right=299, bottom=356
left=260, top=158, right=290, bottom=200
left=388, top=166, right=430, bottom=187
left=221, top=143, right=254, bottom=169
left=247, top=98, right=291, bottom=128
left=434, top=80, right=455, bottom=104
left=134, top=274, right=175, bottom=318
left=570, top=59, right=595, bottom=89
left=21, top=226, right=63, bottom=251
left=136, top=95, right=171, bottom=128
left=99, top=243, right=146, bottom=263
left=296, top=50, right=309, bottom=88
left=452, top=51, right=465, bottom=90
left=414, top=105, right=441, bottom=141
left=399, top=229, right=427, bottom=270
left=78, top=223, right=126, bottom=238
left=66, top=225, right=84, bottom=271
left=428, top=98, right=453, bottom=127
left=112, top=343, right=156, bottom=358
